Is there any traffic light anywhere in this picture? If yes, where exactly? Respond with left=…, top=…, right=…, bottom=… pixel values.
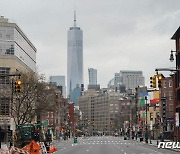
left=150, top=75, right=156, bottom=88
left=15, top=79, right=22, bottom=92
left=157, top=74, right=163, bottom=88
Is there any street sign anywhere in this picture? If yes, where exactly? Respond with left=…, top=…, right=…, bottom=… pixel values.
left=166, top=118, right=174, bottom=122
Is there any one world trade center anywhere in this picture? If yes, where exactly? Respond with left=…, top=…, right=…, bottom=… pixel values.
left=67, top=11, right=83, bottom=97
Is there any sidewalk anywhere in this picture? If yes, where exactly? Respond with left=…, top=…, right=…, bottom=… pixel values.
left=135, top=138, right=180, bottom=152
left=52, top=137, right=80, bottom=145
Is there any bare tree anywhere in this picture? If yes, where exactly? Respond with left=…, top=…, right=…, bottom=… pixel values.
left=11, top=72, right=49, bottom=126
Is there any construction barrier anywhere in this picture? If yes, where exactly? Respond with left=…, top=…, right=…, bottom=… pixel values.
left=38, top=142, right=47, bottom=154
left=9, top=147, right=28, bottom=154
left=0, top=145, right=9, bottom=154
left=22, top=140, right=41, bottom=154
left=1, top=141, right=57, bottom=154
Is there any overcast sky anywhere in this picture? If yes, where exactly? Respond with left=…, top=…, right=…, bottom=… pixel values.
left=0, top=0, right=179, bottom=88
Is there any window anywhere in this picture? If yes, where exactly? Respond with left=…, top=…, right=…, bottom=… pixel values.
left=6, top=35, right=10, bottom=39
left=5, top=45, right=14, bottom=55
left=163, top=81, right=166, bottom=88
left=0, top=67, right=10, bottom=85
left=169, top=91, right=173, bottom=100
left=169, top=80, right=173, bottom=87
left=169, top=104, right=173, bottom=112
left=0, top=97, right=10, bottom=115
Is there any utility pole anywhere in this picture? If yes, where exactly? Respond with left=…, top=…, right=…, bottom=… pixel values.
left=145, top=96, right=148, bottom=143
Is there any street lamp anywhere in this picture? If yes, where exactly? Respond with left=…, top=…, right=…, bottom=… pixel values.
left=169, top=50, right=176, bottom=62
left=145, top=96, right=148, bottom=143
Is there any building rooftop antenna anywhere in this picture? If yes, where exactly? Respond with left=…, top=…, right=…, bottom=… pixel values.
left=74, top=0, right=76, bottom=27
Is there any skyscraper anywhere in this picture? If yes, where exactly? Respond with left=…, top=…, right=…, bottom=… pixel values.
left=67, top=11, right=83, bottom=96
left=88, top=68, right=97, bottom=85
left=88, top=68, right=100, bottom=90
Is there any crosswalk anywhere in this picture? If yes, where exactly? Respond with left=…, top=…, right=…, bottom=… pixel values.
left=54, top=137, right=144, bottom=147
left=79, top=139, right=143, bottom=146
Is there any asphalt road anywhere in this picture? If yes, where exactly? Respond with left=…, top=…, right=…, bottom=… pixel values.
left=53, top=136, right=179, bottom=154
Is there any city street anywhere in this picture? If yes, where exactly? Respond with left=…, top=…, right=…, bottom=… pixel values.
left=53, top=136, right=179, bottom=154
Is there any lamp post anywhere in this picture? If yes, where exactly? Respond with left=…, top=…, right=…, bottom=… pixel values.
left=145, top=96, right=148, bottom=143
left=169, top=50, right=176, bottom=62
left=169, top=49, right=179, bottom=141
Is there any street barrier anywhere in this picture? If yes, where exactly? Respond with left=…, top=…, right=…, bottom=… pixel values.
left=38, top=142, right=47, bottom=153
left=9, top=147, right=28, bottom=154
left=0, top=144, right=9, bottom=154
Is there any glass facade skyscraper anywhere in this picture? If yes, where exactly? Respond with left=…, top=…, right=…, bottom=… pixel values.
left=67, top=12, right=83, bottom=96
left=88, top=68, right=97, bottom=85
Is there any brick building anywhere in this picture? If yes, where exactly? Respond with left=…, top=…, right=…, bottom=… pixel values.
left=171, top=27, right=180, bottom=141
left=160, top=77, right=174, bottom=133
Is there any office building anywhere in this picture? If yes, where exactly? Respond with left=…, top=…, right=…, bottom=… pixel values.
left=120, top=70, right=145, bottom=91
left=88, top=68, right=97, bottom=85
left=0, top=16, right=37, bottom=142
left=88, top=68, right=100, bottom=90
left=67, top=11, right=83, bottom=96
left=49, top=76, right=66, bottom=97
left=108, top=73, right=125, bottom=93
left=0, top=16, right=36, bottom=73
left=78, top=89, right=124, bottom=135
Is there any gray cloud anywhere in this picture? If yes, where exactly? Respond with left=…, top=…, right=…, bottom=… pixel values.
left=0, top=0, right=179, bottom=88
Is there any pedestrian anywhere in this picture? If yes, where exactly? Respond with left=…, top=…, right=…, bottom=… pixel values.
left=160, top=132, right=164, bottom=142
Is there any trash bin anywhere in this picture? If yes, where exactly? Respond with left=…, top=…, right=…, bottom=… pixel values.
left=74, top=137, right=78, bottom=143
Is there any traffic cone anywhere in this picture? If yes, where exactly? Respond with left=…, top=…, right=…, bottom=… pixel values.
left=49, top=144, right=57, bottom=153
